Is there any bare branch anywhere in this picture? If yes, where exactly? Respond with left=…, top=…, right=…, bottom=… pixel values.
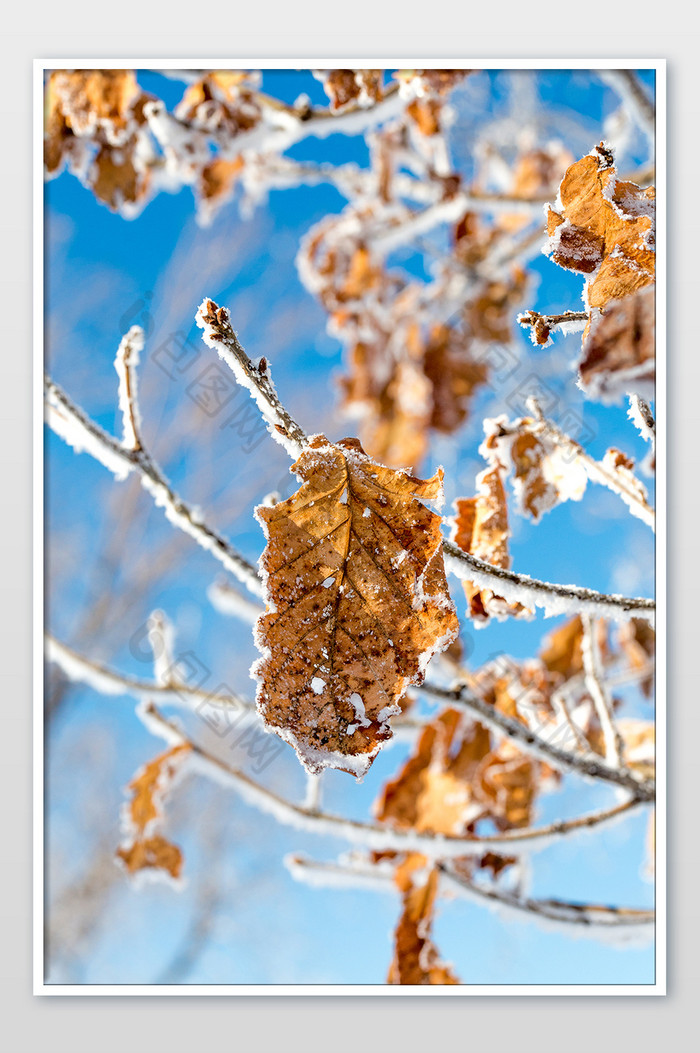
left=141, top=703, right=645, bottom=860
left=45, top=324, right=656, bottom=625
left=44, top=373, right=263, bottom=597
left=581, top=615, right=624, bottom=767
left=419, top=680, right=654, bottom=801
left=518, top=309, right=588, bottom=345
left=286, top=854, right=654, bottom=941
left=45, top=634, right=424, bottom=742
left=443, top=540, right=654, bottom=625
left=46, top=634, right=254, bottom=716
left=114, top=325, right=145, bottom=451
left=196, top=298, right=308, bottom=459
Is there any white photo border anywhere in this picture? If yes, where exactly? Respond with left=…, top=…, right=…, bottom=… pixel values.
left=33, top=57, right=666, bottom=997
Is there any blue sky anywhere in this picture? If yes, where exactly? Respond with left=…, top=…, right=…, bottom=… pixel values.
left=45, top=68, right=656, bottom=985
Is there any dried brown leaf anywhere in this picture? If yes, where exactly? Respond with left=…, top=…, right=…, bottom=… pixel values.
left=254, top=435, right=458, bottom=776
left=616, top=618, right=655, bottom=698
left=452, top=466, right=531, bottom=625
left=546, top=146, right=655, bottom=311
left=579, top=285, right=655, bottom=402
left=388, top=855, right=460, bottom=985
left=321, top=70, right=383, bottom=112
left=116, top=743, right=191, bottom=881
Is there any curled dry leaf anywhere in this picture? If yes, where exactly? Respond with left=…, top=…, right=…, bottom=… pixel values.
left=499, top=145, right=573, bottom=233
left=617, top=719, right=655, bottom=780
left=546, top=145, right=655, bottom=310
left=388, top=854, right=459, bottom=985
left=47, top=70, right=141, bottom=144
left=176, top=72, right=262, bottom=136
left=116, top=743, right=191, bottom=881
left=452, top=464, right=532, bottom=625
left=45, top=70, right=155, bottom=213
left=579, top=285, right=655, bottom=403
left=253, top=435, right=458, bottom=777
left=616, top=618, right=655, bottom=698
left=539, top=615, right=608, bottom=682
left=543, top=144, right=656, bottom=402
left=376, top=707, right=537, bottom=836
left=317, top=70, right=384, bottom=113
left=539, top=615, right=586, bottom=679
left=481, top=415, right=587, bottom=522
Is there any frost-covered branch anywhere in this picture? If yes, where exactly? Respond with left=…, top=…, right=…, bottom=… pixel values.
left=369, top=189, right=548, bottom=257
left=581, top=615, right=624, bottom=767
left=599, top=70, right=655, bottom=150
left=47, top=363, right=655, bottom=626
left=114, top=326, right=145, bottom=451
left=628, top=394, right=656, bottom=442
left=526, top=398, right=655, bottom=529
left=46, top=634, right=255, bottom=717
left=628, top=395, right=656, bottom=475
left=45, top=634, right=425, bottom=741
left=194, top=300, right=656, bottom=625
left=285, top=854, right=653, bottom=942
left=419, top=680, right=654, bottom=801
left=443, top=541, right=654, bottom=625
left=141, top=702, right=643, bottom=860
left=195, top=299, right=308, bottom=459
left=44, top=371, right=263, bottom=597
left=518, top=309, right=588, bottom=345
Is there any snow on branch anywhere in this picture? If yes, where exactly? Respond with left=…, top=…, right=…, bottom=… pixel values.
left=443, top=540, right=654, bottom=625
left=195, top=299, right=308, bottom=459
left=285, top=854, right=653, bottom=945
left=114, top=325, right=145, bottom=450
left=581, top=615, right=624, bottom=768
left=420, top=679, right=654, bottom=802
left=44, top=366, right=263, bottom=598
left=518, top=309, right=588, bottom=346
left=526, top=398, right=655, bottom=529
left=195, top=299, right=656, bottom=626
left=46, top=634, right=255, bottom=718
left=141, top=702, right=645, bottom=860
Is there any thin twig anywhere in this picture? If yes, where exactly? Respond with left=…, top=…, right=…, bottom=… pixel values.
left=443, top=541, right=654, bottom=624
left=581, top=615, right=624, bottom=768
left=45, top=634, right=424, bottom=741
left=285, top=854, right=654, bottom=938
left=526, top=398, right=655, bottom=530
left=141, top=702, right=645, bottom=860
left=518, top=309, right=588, bottom=345
left=45, top=373, right=263, bottom=597
left=419, top=680, right=653, bottom=801
left=45, top=322, right=656, bottom=622
left=196, top=299, right=308, bottom=458
left=114, top=326, right=144, bottom=451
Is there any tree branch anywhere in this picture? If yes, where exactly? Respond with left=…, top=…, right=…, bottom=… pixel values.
left=45, top=317, right=656, bottom=624
left=114, top=325, right=145, bottom=451
left=526, top=397, right=655, bottom=530
left=419, top=680, right=654, bottom=801
left=285, top=854, right=654, bottom=941
left=442, top=541, right=654, bottom=624
left=581, top=615, right=625, bottom=767
left=45, top=634, right=424, bottom=741
left=195, top=299, right=308, bottom=458
left=44, top=373, right=263, bottom=597
left=140, top=702, right=645, bottom=860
